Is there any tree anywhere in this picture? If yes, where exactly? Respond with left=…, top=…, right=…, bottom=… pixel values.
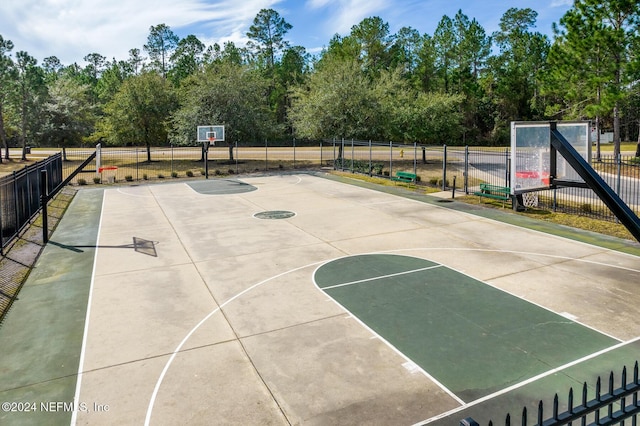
left=144, top=24, right=179, bottom=78
left=273, top=46, right=309, bottom=127
left=98, top=72, right=176, bottom=161
left=389, top=27, right=423, bottom=79
left=14, top=51, right=46, bottom=160
left=96, top=59, right=134, bottom=105
left=433, top=15, right=456, bottom=93
left=128, top=48, right=145, bottom=75
left=288, top=57, right=381, bottom=141
left=373, top=67, right=463, bottom=143
left=0, top=35, right=16, bottom=161
left=246, top=9, right=292, bottom=71
left=42, top=56, right=63, bottom=83
left=43, top=76, right=95, bottom=159
left=486, top=8, right=550, bottom=142
left=204, top=41, right=249, bottom=66
left=171, top=63, right=275, bottom=160
left=349, top=17, right=395, bottom=77
left=169, top=35, right=205, bottom=85
left=82, top=53, right=107, bottom=105
left=549, top=0, right=640, bottom=157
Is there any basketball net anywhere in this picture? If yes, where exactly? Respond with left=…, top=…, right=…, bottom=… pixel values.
left=208, top=136, right=215, bottom=146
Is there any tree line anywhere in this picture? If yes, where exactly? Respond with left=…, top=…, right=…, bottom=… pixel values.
left=0, top=1, right=639, bottom=164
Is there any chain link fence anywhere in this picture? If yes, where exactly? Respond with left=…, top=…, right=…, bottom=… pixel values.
left=35, top=140, right=640, bottom=226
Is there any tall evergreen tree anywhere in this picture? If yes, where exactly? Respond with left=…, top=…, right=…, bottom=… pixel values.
left=0, top=35, right=16, bottom=161
left=246, top=9, right=292, bottom=71
left=551, top=0, right=640, bottom=157
left=14, top=51, right=46, bottom=159
left=144, top=24, right=179, bottom=78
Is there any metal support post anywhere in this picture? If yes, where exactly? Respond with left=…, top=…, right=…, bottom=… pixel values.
left=40, top=170, right=48, bottom=244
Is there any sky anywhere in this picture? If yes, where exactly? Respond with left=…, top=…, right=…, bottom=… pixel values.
left=0, top=0, right=573, bottom=66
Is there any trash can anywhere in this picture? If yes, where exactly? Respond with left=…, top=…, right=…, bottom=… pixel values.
left=25, top=146, right=31, bottom=154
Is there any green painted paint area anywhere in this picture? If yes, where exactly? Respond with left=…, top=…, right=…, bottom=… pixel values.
left=187, top=179, right=257, bottom=195
left=315, top=254, right=619, bottom=402
left=0, top=189, right=103, bottom=426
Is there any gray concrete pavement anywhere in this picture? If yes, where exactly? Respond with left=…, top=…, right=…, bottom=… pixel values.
left=1, top=173, right=639, bottom=425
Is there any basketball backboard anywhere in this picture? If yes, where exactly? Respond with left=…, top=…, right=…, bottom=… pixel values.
left=197, top=125, right=225, bottom=143
left=510, top=121, right=590, bottom=194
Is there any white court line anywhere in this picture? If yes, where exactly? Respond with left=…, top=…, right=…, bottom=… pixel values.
left=143, top=260, right=326, bottom=426
left=413, top=335, right=640, bottom=425
left=312, top=256, right=465, bottom=405
left=320, top=264, right=442, bottom=290
left=380, top=247, right=640, bottom=342
left=70, top=191, right=106, bottom=426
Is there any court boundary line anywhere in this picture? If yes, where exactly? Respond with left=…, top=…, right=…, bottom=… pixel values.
left=70, top=191, right=106, bottom=426
left=81, top=176, right=640, bottom=424
left=413, top=335, right=640, bottom=425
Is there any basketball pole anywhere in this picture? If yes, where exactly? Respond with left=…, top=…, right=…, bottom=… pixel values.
left=204, top=140, right=210, bottom=179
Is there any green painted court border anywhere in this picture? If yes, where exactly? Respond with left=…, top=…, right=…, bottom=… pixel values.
left=0, top=189, right=103, bottom=426
left=314, top=254, right=621, bottom=404
left=316, top=171, right=640, bottom=256
left=427, top=338, right=640, bottom=425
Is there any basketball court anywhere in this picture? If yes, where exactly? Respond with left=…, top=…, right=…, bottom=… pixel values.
left=1, top=172, right=640, bottom=426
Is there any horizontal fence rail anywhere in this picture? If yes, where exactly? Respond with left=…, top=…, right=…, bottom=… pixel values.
left=462, top=361, right=640, bottom=426
left=0, top=153, right=62, bottom=254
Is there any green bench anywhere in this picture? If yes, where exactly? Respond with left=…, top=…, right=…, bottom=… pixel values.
left=392, top=171, right=417, bottom=183
left=474, top=183, right=511, bottom=204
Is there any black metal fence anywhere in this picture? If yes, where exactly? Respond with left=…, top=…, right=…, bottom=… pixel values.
left=0, top=153, right=62, bottom=254
left=462, top=361, right=640, bottom=426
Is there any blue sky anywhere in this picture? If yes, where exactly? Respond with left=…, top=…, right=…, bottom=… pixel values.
left=0, top=0, right=573, bottom=66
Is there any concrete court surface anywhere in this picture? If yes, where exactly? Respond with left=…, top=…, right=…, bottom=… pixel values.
left=1, top=172, right=640, bottom=426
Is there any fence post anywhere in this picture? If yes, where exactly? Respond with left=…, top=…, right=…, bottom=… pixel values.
left=351, top=139, right=354, bottom=173
left=341, top=138, right=345, bottom=171
left=442, top=144, right=447, bottom=190
left=235, top=141, right=239, bottom=175
left=464, top=146, right=469, bottom=194
left=616, top=153, right=622, bottom=196
left=171, top=143, right=174, bottom=177
left=389, top=141, right=393, bottom=178
left=505, top=148, right=510, bottom=187
left=369, top=140, right=372, bottom=176
left=0, top=177, right=3, bottom=255
left=13, top=171, right=19, bottom=235
left=265, top=139, right=268, bottom=171
left=333, top=139, right=336, bottom=170
left=40, top=170, right=48, bottom=244
left=293, top=138, right=296, bottom=169
left=414, top=142, right=417, bottom=175
left=320, top=140, right=323, bottom=166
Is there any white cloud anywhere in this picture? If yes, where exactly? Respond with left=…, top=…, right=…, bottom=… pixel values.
left=0, top=0, right=282, bottom=64
left=550, top=0, right=572, bottom=7
left=305, top=0, right=389, bottom=35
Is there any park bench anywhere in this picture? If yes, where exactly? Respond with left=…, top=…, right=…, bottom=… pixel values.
left=392, top=171, right=417, bottom=183
left=474, top=183, right=511, bottom=205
